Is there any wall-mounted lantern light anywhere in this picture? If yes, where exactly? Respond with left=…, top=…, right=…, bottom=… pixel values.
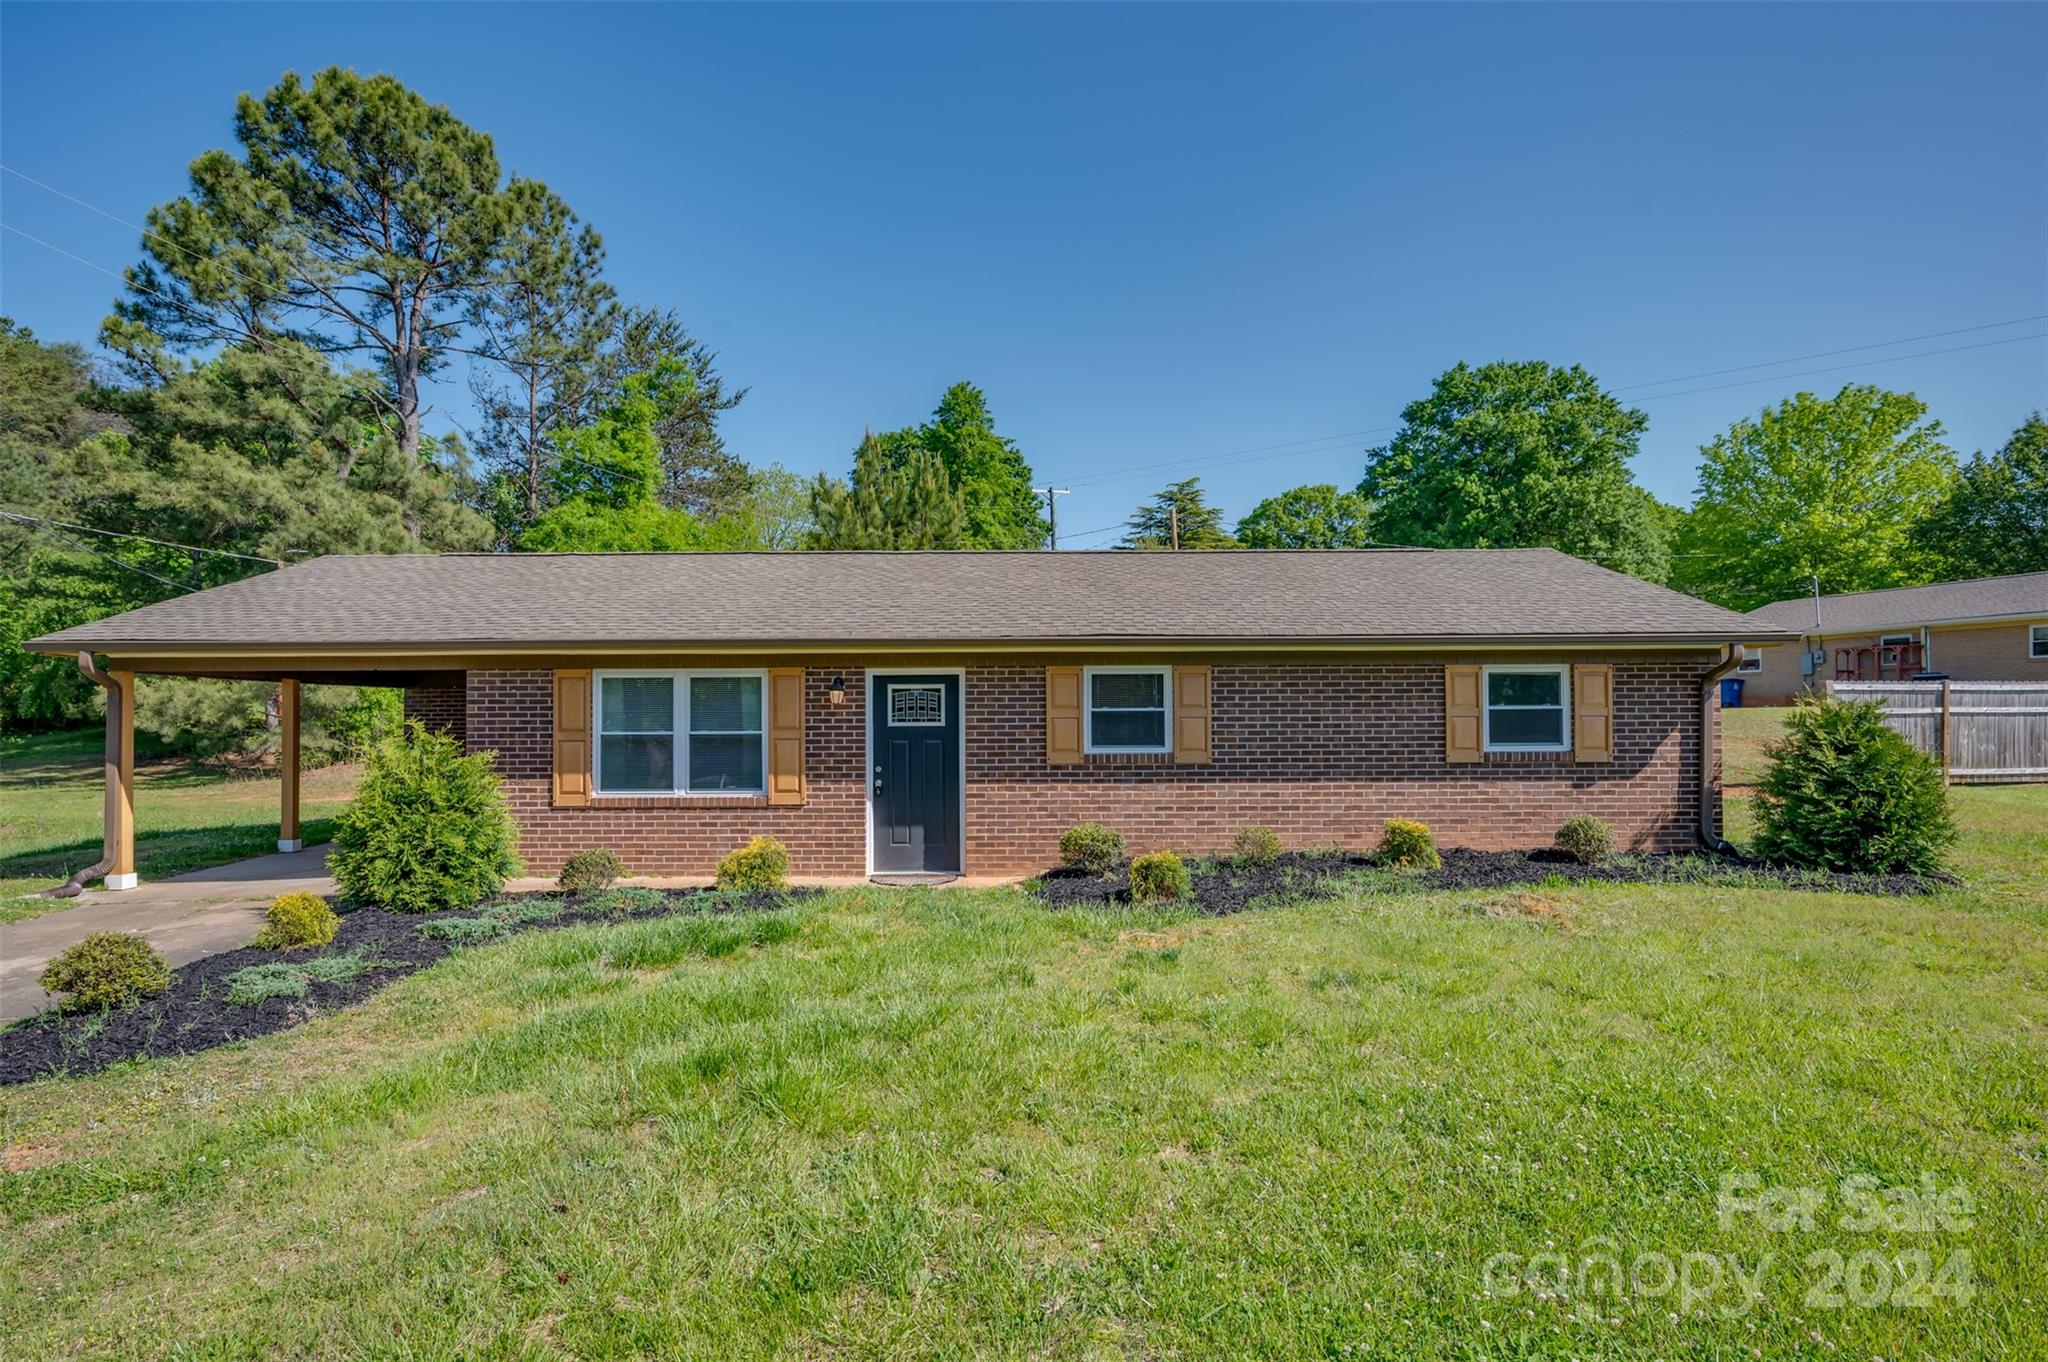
left=828, top=675, right=847, bottom=705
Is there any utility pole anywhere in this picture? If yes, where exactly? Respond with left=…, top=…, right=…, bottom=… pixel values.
left=1032, top=486, right=1070, bottom=550
left=1169, top=504, right=1180, bottom=551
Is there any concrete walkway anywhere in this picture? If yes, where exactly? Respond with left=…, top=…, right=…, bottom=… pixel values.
left=0, top=844, right=337, bottom=1023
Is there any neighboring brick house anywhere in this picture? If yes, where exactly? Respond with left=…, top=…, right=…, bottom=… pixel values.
left=1739, top=571, right=2048, bottom=706
left=28, top=549, right=1781, bottom=884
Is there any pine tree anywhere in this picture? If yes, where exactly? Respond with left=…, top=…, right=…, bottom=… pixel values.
left=807, top=433, right=967, bottom=549
left=1121, top=478, right=1236, bottom=550
left=466, top=179, right=620, bottom=527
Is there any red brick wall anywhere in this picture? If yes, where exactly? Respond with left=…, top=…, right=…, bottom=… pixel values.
left=402, top=677, right=466, bottom=743
left=467, top=669, right=869, bottom=878
left=463, top=658, right=1714, bottom=879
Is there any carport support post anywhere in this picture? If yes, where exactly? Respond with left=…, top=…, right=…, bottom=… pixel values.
left=278, top=678, right=302, bottom=853
left=105, top=668, right=137, bottom=890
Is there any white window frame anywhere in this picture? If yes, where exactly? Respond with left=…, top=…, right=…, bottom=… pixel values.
left=1737, top=652, right=1764, bottom=673
left=1481, top=664, right=1571, bottom=753
left=2031, top=624, right=2048, bottom=660
left=1083, top=665, right=1172, bottom=754
left=592, top=668, right=768, bottom=797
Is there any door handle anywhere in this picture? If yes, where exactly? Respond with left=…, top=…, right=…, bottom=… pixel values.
left=873, top=765, right=884, bottom=796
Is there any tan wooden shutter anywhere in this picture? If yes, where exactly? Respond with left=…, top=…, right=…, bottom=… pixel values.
left=768, top=667, right=806, bottom=804
left=1445, top=664, right=1483, bottom=763
left=552, top=668, right=592, bottom=807
left=1173, top=665, right=1212, bottom=764
left=1573, top=663, right=1614, bottom=762
left=1046, top=666, right=1083, bottom=765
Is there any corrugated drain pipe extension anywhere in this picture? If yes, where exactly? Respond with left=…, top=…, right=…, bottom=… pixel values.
left=1699, top=644, right=1748, bottom=855
left=40, top=652, right=118, bottom=898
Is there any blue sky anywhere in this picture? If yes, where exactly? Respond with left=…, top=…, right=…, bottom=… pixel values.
left=3, top=2, right=2043, bottom=546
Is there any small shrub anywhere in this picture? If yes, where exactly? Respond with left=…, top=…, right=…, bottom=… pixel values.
left=224, top=950, right=374, bottom=1005
left=1059, top=822, right=1126, bottom=875
left=1753, top=698, right=1957, bottom=874
left=716, top=836, right=791, bottom=892
left=330, top=721, right=521, bottom=912
left=418, top=916, right=505, bottom=944
left=1377, top=819, right=1441, bottom=870
left=1230, top=825, right=1284, bottom=866
left=558, top=848, right=625, bottom=894
left=38, top=932, right=171, bottom=1011
left=1128, top=850, right=1192, bottom=902
left=582, top=886, right=669, bottom=917
left=253, top=891, right=339, bottom=950
left=1554, top=816, right=1615, bottom=865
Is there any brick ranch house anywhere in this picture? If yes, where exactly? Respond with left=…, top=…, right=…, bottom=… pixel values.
left=28, top=549, right=1787, bottom=886
left=1737, top=570, right=2048, bottom=705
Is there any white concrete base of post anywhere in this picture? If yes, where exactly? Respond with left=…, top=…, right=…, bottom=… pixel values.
left=104, top=872, right=139, bottom=891
left=277, top=839, right=303, bottom=854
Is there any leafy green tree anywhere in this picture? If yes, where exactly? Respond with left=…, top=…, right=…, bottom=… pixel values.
left=104, top=67, right=518, bottom=465
left=807, top=432, right=967, bottom=549
left=1359, top=361, right=1669, bottom=579
left=466, top=178, right=619, bottom=526
left=1235, top=484, right=1374, bottom=548
left=1910, top=413, right=2048, bottom=580
left=519, top=361, right=745, bottom=551
left=0, top=322, right=123, bottom=727
left=1672, top=385, right=1957, bottom=610
left=1121, top=478, right=1236, bottom=550
left=731, top=463, right=817, bottom=549
left=877, top=383, right=1045, bottom=548
left=579, top=305, right=750, bottom=519
left=3, top=328, right=491, bottom=738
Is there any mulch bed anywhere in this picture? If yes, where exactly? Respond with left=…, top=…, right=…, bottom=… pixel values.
left=0, top=886, right=811, bottom=1087
left=1034, top=847, right=1954, bottom=915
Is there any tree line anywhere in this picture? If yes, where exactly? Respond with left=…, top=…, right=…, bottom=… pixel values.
left=3, top=65, right=2043, bottom=744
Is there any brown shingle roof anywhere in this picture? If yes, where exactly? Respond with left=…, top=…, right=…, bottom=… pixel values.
left=28, top=548, right=1774, bottom=653
left=1746, top=571, right=2048, bottom=634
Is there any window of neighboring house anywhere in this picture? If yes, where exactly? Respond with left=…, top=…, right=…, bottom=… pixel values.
left=1482, top=665, right=1570, bottom=752
left=1737, top=652, right=1764, bottom=673
left=594, top=671, right=766, bottom=795
left=1879, top=634, right=1916, bottom=647
left=2032, top=624, right=2048, bottom=660
left=1084, top=666, right=1170, bottom=753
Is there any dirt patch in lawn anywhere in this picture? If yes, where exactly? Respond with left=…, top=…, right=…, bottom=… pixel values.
left=1033, top=847, right=1953, bottom=915
left=0, top=886, right=814, bottom=1086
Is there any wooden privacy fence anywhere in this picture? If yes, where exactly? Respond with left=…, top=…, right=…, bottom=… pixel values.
left=1830, top=680, right=2048, bottom=783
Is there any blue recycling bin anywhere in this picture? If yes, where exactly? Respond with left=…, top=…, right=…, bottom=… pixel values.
left=1719, top=677, right=1744, bottom=708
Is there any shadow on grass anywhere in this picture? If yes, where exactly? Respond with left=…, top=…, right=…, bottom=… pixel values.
left=0, top=816, right=340, bottom=887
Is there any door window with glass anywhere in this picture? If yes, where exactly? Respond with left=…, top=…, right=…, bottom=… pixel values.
left=595, top=672, right=766, bottom=795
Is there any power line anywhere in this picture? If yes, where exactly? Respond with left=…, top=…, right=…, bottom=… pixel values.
left=0, top=506, right=283, bottom=564
left=1045, top=322, right=2047, bottom=490
left=1611, top=314, right=2048, bottom=392
left=1622, top=331, right=2045, bottom=402
left=2, top=514, right=202, bottom=593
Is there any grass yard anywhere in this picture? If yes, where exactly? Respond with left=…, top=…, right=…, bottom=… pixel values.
left=2, top=788, right=2044, bottom=1358
left=0, top=730, right=357, bottom=921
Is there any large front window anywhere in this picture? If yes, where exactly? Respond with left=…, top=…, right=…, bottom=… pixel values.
left=1085, top=666, right=1170, bottom=753
left=595, top=671, right=765, bottom=795
left=1483, top=666, right=1569, bottom=752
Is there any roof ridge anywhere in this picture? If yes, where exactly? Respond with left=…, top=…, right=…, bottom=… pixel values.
left=1758, top=568, right=2048, bottom=610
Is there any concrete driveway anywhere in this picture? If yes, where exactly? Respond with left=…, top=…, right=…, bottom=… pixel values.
left=0, top=844, right=336, bottom=1023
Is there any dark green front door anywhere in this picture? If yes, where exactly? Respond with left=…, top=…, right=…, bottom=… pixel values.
left=871, top=674, right=961, bottom=874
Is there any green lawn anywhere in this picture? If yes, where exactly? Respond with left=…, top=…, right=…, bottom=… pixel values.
left=0, top=729, right=356, bottom=921
left=2, top=788, right=2044, bottom=1357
